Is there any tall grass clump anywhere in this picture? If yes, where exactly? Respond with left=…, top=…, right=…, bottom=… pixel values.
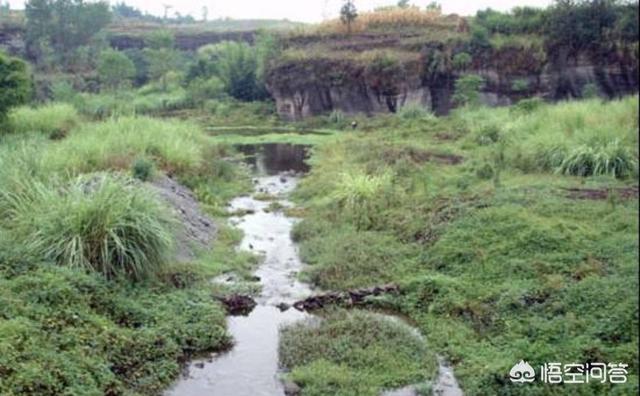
left=7, top=103, right=79, bottom=139
left=331, top=170, right=393, bottom=230
left=3, top=174, right=174, bottom=280
left=45, top=116, right=206, bottom=175
left=558, top=139, right=638, bottom=178
left=459, top=95, right=639, bottom=178
left=397, top=103, right=435, bottom=121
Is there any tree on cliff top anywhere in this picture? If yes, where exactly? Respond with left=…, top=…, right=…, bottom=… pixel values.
left=340, top=0, right=358, bottom=34
left=98, top=49, right=135, bottom=90
left=0, top=52, right=30, bottom=123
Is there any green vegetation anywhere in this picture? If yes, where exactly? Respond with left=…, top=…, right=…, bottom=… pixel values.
left=280, top=309, right=435, bottom=396
left=98, top=48, right=136, bottom=90
left=7, top=103, right=79, bottom=138
left=287, top=95, right=639, bottom=395
left=0, top=52, right=30, bottom=122
left=0, top=103, right=254, bottom=394
left=2, top=174, right=174, bottom=280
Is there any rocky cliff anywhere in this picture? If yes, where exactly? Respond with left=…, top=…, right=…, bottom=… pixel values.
left=266, top=38, right=639, bottom=120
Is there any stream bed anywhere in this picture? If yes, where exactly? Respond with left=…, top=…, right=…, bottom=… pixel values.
left=165, top=143, right=462, bottom=396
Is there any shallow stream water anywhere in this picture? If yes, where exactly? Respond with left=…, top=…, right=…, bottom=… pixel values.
left=165, top=144, right=312, bottom=396
left=165, top=143, right=462, bottom=396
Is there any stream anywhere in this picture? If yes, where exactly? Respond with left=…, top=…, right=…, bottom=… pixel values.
left=165, top=143, right=462, bottom=396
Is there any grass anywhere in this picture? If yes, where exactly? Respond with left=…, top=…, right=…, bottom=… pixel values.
left=279, top=309, right=436, bottom=396
left=456, top=96, right=639, bottom=179
left=44, top=116, right=207, bottom=176
left=289, top=95, right=639, bottom=395
left=0, top=106, right=256, bottom=394
left=1, top=173, right=174, bottom=280
left=0, top=250, right=229, bottom=395
left=316, top=6, right=457, bottom=35
left=7, top=103, right=80, bottom=139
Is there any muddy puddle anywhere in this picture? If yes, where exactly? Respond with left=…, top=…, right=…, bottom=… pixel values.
left=165, top=142, right=462, bottom=396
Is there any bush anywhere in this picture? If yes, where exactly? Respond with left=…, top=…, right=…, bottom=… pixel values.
left=0, top=51, right=30, bottom=122
left=7, top=103, right=79, bottom=139
left=3, top=174, right=174, bottom=280
left=280, top=309, right=436, bottom=395
left=131, top=157, right=155, bottom=181
left=452, top=52, right=472, bottom=71
left=452, top=74, right=484, bottom=107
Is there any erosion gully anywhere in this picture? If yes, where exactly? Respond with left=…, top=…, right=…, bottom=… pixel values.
left=165, top=143, right=462, bottom=396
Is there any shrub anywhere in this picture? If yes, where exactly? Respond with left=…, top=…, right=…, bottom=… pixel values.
left=511, top=78, right=529, bottom=93
left=452, top=74, right=484, bottom=107
left=0, top=51, right=30, bottom=122
left=4, top=174, right=174, bottom=280
left=131, top=157, right=155, bottom=181
left=280, top=309, right=436, bottom=395
left=97, top=49, right=135, bottom=90
left=7, top=103, right=79, bottom=138
left=452, top=52, right=472, bottom=71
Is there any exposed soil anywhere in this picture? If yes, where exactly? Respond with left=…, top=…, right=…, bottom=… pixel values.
left=149, top=175, right=217, bottom=262
left=563, top=186, right=639, bottom=200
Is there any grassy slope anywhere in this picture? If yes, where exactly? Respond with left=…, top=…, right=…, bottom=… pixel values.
left=288, top=96, right=639, bottom=395
left=0, top=108, right=254, bottom=395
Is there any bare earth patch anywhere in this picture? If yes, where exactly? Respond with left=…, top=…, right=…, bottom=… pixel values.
left=150, top=175, right=217, bottom=262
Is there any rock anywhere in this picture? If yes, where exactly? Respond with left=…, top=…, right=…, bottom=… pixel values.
left=194, top=362, right=205, bottom=369
left=283, top=380, right=301, bottom=396
left=280, top=176, right=287, bottom=183
left=276, top=302, right=291, bottom=312
left=293, top=284, right=399, bottom=312
left=217, top=294, right=257, bottom=316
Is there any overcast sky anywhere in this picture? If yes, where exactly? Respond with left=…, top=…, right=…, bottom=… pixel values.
left=9, top=0, right=553, bottom=22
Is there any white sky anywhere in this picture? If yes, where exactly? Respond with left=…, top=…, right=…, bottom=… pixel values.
left=8, top=0, right=553, bottom=22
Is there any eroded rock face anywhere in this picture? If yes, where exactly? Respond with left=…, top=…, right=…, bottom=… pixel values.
left=267, top=47, right=639, bottom=119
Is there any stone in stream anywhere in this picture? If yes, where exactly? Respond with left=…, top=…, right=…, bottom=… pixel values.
left=216, top=294, right=257, bottom=316
left=283, top=380, right=301, bottom=396
left=292, top=284, right=399, bottom=312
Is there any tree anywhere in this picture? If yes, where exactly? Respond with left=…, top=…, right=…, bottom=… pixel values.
left=0, top=52, right=30, bottom=122
left=187, top=41, right=267, bottom=101
left=340, top=0, right=358, bottom=34
left=25, top=0, right=111, bottom=68
left=453, top=74, right=484, bottom=107
left=397, top=0, right=410, bottom=8
left=98, top=49, right=135, bottom=90
left=426, top=2, right=442, bottom=13
left=144, top=30, right=178, bottom=91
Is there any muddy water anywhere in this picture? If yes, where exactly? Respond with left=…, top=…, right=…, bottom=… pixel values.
left=165, top=144, right=312, bottom=396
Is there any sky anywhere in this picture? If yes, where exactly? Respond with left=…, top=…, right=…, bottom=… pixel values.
left=8, top=0, right=554, bottom=22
